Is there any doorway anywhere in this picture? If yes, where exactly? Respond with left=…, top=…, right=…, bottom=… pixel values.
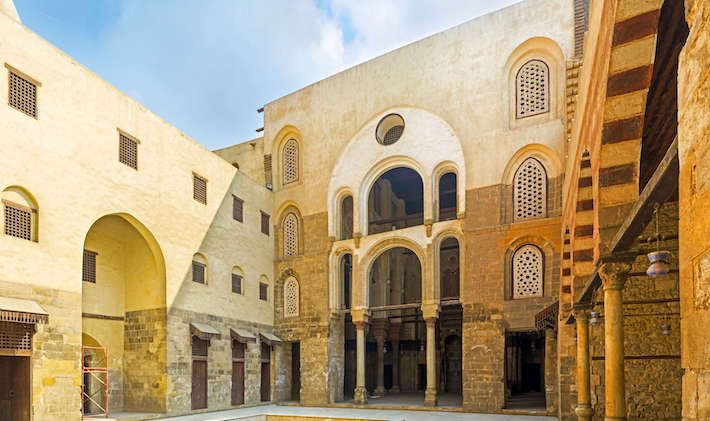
left=291, top=342, right=300, bottom=401
left=231, top=341, right=245, bottom=406
left=0, top=356, right=30, bottom=421
left=260, top=342, right=272, bottom=402
left=504, top=330, right=545, bottom=409
left=191, top=337, right=208, bottom=410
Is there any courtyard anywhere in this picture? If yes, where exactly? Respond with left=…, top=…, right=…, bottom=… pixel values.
left=155, top=404, right=555, bottom=421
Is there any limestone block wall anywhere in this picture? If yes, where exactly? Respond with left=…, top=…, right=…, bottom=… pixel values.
left=124, top=308, right=167, bottom=412
left=165, top=308, right=273, bottom=416
left=461, top=183, right=562, bottom=413
left=462, top=305, right=506, bottom=412
left=0, top=8, right=275, bottom=419
left=0, top=280, right=82, bottom=421
left=273, top=211, right=336, bottom=405
left=678, top=0, right=710, bottom=419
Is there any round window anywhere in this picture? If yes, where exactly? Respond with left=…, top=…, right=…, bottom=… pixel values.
left=375, top=114, right=405, bottom=145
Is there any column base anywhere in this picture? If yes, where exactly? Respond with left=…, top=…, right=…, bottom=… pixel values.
left=424, top=388, right=437, bottom=406
left=353, top=387, right=368, bottom=404
left=604, top=418, right=626, bottom=421
left=389, top=386, right=400, bottom=393
left=374, top=386, right=386, bottom=396
left=575, top=404, right=593, bottom=420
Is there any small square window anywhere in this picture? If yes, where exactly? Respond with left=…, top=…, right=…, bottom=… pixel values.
left=232, top=273, right=243, bottom=294
left=193, top=174, right=207, bottom=205
left=8, top=70, right=37, bottom=118
left=82, top=250, right=97, bottom=283
left=260, top=211, right=270, bottom=235
left=259, top=282, right=268, bottom=301
left=192, top=261, right=206, bottom=284
left=233, top=195, right=244, bottom=222
left=118, top=132, right=138, bottom=170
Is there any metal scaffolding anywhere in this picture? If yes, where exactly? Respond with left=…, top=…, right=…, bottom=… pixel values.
left=81, top=345, right=108, bottom=419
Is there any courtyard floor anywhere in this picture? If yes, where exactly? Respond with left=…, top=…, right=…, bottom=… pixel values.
left=154, top=404, right=555, bottom=421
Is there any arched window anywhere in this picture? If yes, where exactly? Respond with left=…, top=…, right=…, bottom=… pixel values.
left=282, top=212, right=299, bottom=257
left=341, top=253, right=352, bottom=309
left=231, top=266, right=244, bottom=295
left=192, top=253, right=207, bottom=284
left=513, top=158, right=547, bottom=221
left=2, top=186, right=38, bottom=241
left=512, top=245, right=543, bottom=299
left=516, top=59, right=549, bottom=119
left=340, top=195, right=353, bottom=240
left=438, top=172, right=457, bottom=221
left=283, top=276, right=299, bottom=318
left=282, top=139, right=299, bottom=185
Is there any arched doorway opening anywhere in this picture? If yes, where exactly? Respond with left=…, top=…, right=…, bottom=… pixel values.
left=367, top=168, right=424, bottom=235
left=341, top=253, right=356, bottom=400
left=439, top=238, right=460, bottom=299
left=366, top=247, right=426, bottom=401
left=438, top=237, right=462, bottom=406
left=81, top=214, right=166, bottom=415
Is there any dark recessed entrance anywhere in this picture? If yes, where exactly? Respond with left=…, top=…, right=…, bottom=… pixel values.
left=505, top=330, right=546, bottom=409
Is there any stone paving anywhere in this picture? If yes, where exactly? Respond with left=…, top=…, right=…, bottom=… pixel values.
left=156, top=404, right=556, bottom=421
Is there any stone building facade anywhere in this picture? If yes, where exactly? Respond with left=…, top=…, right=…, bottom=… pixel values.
left=1, top=0, right=709, bottom=420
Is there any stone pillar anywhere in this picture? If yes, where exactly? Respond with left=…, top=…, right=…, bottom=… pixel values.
left=353, top=320, right=368, bottom=404
left=424, top=317, right=438, bottom=406
left=390, top=322, right=401, bottom=393
left=372, top=319, right=388, bottom=396
left=574, top=307, right=593, bottom=421
left=599, top=262, right=631, bottom=421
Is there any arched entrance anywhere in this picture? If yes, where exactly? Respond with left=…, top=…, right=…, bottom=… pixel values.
left=367, top=247, right=424, bottom=400
left=81, top=214, right=166, bottom=415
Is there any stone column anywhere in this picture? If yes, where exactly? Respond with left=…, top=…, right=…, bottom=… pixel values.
left=574, top=307, right=593, bottom=421
left=353, top=320, right=369, bottom=404
left=372, top=319, right=388, bottom=396
left=424, top=317, right=438, bottom=406
left=390, top=322, right=401, bottom=393
left=599, top=262, right=631, bottom=421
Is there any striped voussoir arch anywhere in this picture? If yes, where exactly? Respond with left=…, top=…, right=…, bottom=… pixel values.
left=598, top=0, right=662, bottom=248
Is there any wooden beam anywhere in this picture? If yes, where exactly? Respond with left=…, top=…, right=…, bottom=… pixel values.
left=610, top=136, right=678, bottom=252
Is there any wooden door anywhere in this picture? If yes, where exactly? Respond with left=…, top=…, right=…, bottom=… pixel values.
left=191, top=359, right=207, bottom=409
left=0, top=356, right=30, bottom=421
left=260, top=362, right=270, bottom=401
left=231, top=361, right=244, bottom=405
left=260, top=343, right=271, bottom=402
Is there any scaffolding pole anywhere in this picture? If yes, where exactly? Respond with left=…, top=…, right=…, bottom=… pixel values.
left=81, top=345, right=108, bottom=419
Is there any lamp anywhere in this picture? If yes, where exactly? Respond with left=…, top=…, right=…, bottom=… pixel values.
left=590, top=311, right=601, bottom=326
left=646, top=203, right=671, bottom=277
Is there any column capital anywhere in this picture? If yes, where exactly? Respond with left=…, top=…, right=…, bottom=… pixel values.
left=421, top=302, right=440, bottom=320
left=350, top=307, right=370, bottom=324
left=599, top=262, right=632, bottom=291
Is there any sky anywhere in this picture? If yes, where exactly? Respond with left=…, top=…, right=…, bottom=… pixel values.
left=14, top=0, right=522, bottom=150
